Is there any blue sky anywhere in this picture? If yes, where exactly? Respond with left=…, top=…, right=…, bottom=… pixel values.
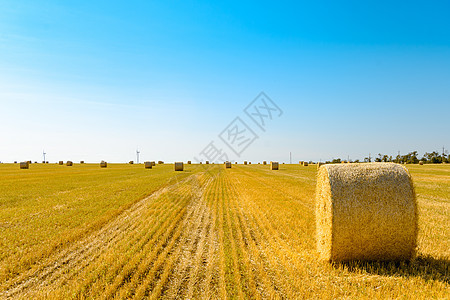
left=1, top=1, right=449, bottom=163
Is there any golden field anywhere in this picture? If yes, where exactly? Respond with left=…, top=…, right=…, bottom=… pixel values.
left=0, top=163, right=448, bottom=299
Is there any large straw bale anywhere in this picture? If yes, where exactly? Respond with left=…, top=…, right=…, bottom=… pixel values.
left=67, top=161, right=73, bottom=166
left=144, top=161, right=152, bottom=169
left=100, top=161, right=107, bottom=168
left=20, top=161, right=29, bottom=169
left=316, top=163, right=417, bottom=261
left=175, top=162, right=184, bottom=171
left=225, top=161, right=231, bottom=168
left=270, top=161, right=279, bottom=170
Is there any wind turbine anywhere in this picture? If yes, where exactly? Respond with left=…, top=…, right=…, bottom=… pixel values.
left=136, top=149, right=140, bottom=164
left=43, top=150, right=46, bottom=163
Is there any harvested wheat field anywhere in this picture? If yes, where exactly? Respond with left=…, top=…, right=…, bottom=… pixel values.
left=0, top=163, right=448, bottom=299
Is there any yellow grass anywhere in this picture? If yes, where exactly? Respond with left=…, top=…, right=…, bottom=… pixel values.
left=0, top=163, right=448, bottom=299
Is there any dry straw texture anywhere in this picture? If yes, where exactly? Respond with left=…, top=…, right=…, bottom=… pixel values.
left=20, top=162, right=29, bottom=169
left=225, top=161, right=231, bottom=168
left=100, top=161, right=107, bottom=168
left=316, top=162, right=417, bottom=261
left=66, top=161, right=73, bottom=166
left=174, top=162, right=183, bottom=171
left=144, top=161, right=152, bottom=169
left=270, top=161, right=279, bottom=170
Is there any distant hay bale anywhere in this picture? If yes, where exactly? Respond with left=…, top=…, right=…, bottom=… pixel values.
left=316, top=163, right=417, bottom=261
left=299, top=161, right=303, bottom=165
left=66, top=161, right=73, bottom=166
left=144, top=161, right=152, bottom=169
left=270, top=161, right=279, bottom=170
left=174, top=162, right=183, bottom=171
left=200, top=162, right=203, bottom=164
left=187, top=161, right=191, bottom=164
left=158, top=161, right=164, bottom=164
left=303, top=162, right=309, bottom=166
left=419, top=161, right=424, bottom=165
left=206, top=161, right=209, bottom=164
left=59, top=161, right=63, bottom=165
left=151, top=161, right=156, bottom=166
left=80, top=161, right=84, bottom=164
left=14, top=161, right=17, bottom=164
left=244, top=161, right=247, bottom=165
left=20, top=161, right=29, bottom=169
left=100, top=161, right=107, bottom=168
left=225, top=161, right=231, bottom=168
left=249, top=162, right=252, bottom=165
left=263, top=161, right=267, bottom=165
left=129, top=161, right=134, bottom=164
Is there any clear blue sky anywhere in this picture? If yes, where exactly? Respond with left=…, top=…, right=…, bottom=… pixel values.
left=1, top=1, right=449, bottom=163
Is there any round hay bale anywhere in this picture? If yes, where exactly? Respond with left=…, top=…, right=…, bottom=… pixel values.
left=244, top=161, right=247, bottom=165
left=144, top=161, right=152, bottom=169
left=419, top=161, right=424, bottom=165
left=316, top=163, right=417, bottom=261
left=205, top=161, right=209, bottom=164
left=174, top=162, right=183, bottom=171
left=187, top=161, right=191, bottom=164
left=20, top=161, right=29, bottom=169
left=158, top=161, right=164, bottom=164
left=80, top=161, right=85, bottom=164
left=151, top=161, right=156, bottom=166
left=303, top=162, right=308, bottom=166
left=59, top=161, right=63, bottom=165
left=66, top=161, right=73, bottom=166
left=100, top=161, right=107, bottom=168
left=129, top=161, right=134, bottom=164
left=225, top=161, right=231, bottom=168
left=270, top=161, right=279, bottom=170
left=263, top=161, right=267, bottom=165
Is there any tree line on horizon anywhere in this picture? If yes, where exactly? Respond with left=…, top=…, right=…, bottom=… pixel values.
left=326, top=150, right=449, bottom=164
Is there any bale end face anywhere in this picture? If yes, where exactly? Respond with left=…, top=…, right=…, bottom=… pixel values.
left=316, top=163, right=417, bottom=262
left=174, top=162, right=184, bottom=171
left=270, top=162, right=279, bottom=170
